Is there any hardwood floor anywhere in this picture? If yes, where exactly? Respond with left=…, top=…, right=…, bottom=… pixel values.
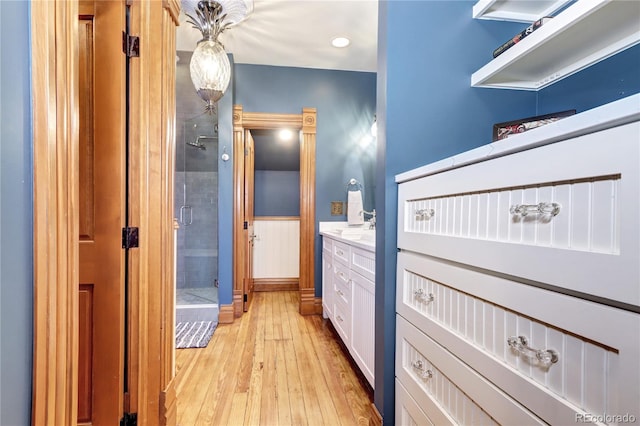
left=174, top=291, right=374, bottom=425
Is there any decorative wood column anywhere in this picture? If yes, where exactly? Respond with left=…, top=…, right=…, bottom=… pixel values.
left=159, top=2, right=180, bottom=424
left=31, top=1, right=80, bottom=424
left=299, top=108, right=318, bottom=315
left=232, top=105, right=246, bottom=316
left=128, top=0, right=179, bottom=424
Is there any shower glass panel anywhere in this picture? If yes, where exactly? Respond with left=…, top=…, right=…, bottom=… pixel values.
left=175, top=111, right=219, bottom=323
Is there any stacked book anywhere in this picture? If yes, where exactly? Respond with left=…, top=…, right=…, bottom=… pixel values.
left=493, top=16, right=553, bottom=58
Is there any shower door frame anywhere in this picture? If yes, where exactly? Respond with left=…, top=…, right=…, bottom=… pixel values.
left=176, top=113, right=219, bottom=307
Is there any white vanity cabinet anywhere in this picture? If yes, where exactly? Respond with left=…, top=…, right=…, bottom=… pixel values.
left=321, top=237, right=333, bottom=319
left=395, top=95, right=640, bottom=425
left=321, top=230, right=375, bottom=388
left=349, top=246, right=376, bottom=385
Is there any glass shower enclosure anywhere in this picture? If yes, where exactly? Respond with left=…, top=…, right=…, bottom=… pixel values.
left=174, top=111, right=219, bottom=324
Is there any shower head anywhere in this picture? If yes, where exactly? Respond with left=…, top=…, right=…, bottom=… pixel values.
left=186, top=135, right=214, bottom=151
left=186, top=141, right=206, bottom=150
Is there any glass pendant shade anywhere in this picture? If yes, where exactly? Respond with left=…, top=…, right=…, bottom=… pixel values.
left=190, top=39, right=230, bottom=111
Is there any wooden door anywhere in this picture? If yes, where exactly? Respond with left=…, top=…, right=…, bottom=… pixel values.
left=244, top=130, right=256, bottom=311
left=78, top=1, right=126, bottom=424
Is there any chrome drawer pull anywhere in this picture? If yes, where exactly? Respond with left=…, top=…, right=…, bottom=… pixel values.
left=510, top=202, right=560, bottom=217
left=336, top=315, right=344, bottom=322
left=507, top=336, right=558, bottom=366
left=411, top=360, right=433, bottom=380
left=337, top=289, right=344, bottom=297
left=415, top=208, right=435, bottom=220
left=336, top=249, right=344, bottom=256
left=413, top=288, right=434, bottom=304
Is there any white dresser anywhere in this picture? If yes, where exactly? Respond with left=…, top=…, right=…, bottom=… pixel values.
left=321, top=226, right=376, bottom=387
left=395, top=95, right=640, bottom=425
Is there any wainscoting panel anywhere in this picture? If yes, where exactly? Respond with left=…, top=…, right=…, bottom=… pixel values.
left=253, top=218, right=300, bottom=279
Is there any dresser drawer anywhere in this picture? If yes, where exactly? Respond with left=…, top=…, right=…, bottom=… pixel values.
left=332, top=239, right=351, bottom=266
left=396, top=315, right=542, bottom=425
left=397, top=251, right=640, bottom=425
left=397, top=122, right=640, bottom=307
left=395, top=379, right=435, bottom=426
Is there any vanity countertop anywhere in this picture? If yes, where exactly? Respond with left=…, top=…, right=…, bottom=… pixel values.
left=319, top=222, right=375, bottom=251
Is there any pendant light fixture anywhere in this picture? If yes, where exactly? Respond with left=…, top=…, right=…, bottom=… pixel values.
left=184, top=0, right=253, bottom=112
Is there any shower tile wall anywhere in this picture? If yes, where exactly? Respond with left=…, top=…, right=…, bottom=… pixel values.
left=175, top=171, right=218, bottom=289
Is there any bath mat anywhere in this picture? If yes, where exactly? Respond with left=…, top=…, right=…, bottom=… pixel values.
left=175, top=321, right=217, bottom=349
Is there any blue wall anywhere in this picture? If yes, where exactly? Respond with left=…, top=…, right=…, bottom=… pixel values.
left=0, top=1, right=33, bottom=425
left=254, top=170, right=300, bottom=216
left=216, top=56, right=235, bottom=305
left=376, top=1, right=640, bottom=424
left=538, top=44, right=640, bottom=113
left=232, top=64, right=377, bottom=297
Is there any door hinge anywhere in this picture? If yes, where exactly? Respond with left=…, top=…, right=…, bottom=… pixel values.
left=122, top=227, right=139, bottom=249
left=120, top=412, right=137, bottom=426
left=122, top=32, right=140, bottom=57
left=243, top=221, right=248, bottom=230
left=244, top=294, right=248, bottom=302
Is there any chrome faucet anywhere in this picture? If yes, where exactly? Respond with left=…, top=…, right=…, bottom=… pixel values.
left=362, top=209, right=376, bottom=229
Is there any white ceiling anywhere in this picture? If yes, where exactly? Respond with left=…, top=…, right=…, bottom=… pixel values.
left=176, top=0, right=379, bottom=73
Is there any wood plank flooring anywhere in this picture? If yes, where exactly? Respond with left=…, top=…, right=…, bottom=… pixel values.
left=174, top=291, right=374, bottom=425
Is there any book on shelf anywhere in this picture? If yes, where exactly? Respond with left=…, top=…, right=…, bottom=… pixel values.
left=492, top=16, right=553, bottom=58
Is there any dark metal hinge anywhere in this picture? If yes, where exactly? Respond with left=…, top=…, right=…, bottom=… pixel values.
left=122, top=32, right=140, bottom=57
left=120, top=412, right=137, bottom=426
left=122, top=227, right=139, bottom=249
left=244, top=294, right=248, bottom=302
left=243, top=221, right=248, bottom=230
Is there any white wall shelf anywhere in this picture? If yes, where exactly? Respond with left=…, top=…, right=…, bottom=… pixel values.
left=472, top=0, right=640, bottom=91
left=473, top=0, right=571, bottom=23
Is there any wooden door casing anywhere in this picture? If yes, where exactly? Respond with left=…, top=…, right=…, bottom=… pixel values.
left=244, top=130, right=256, bottom=311
left=78, top=0, right=126, bottom=423
left=127, top=0, right=180, bottom=423
left=233, top=107, right=318, bottom=317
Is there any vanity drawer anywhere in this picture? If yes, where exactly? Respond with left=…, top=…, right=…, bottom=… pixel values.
left=322, top=248, right=333, bottom=319
left=397, top=122, right=640, bottom=306
left=332, top=262, right=351, bottom=306
left=350, top=246, right=375, bottom=282
left=397, top=251, right=640, bottom=425
left=323, top=248, right=332, bottom=259
left=332, top=301, right=351, bottom=346
left=396, top=315, right=542, bottom=425
left=322, top=236, right=333, bottom=252
left=332, top=239, right=351, bottom=267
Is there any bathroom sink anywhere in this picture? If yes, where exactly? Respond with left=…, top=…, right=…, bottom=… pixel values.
left=358, top=229, right=375, bottom=241
left=328, top=228, right=375, bottom=242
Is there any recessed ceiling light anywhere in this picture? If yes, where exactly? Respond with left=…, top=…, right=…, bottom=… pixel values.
left=331, top=37, right=350, bottom=48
